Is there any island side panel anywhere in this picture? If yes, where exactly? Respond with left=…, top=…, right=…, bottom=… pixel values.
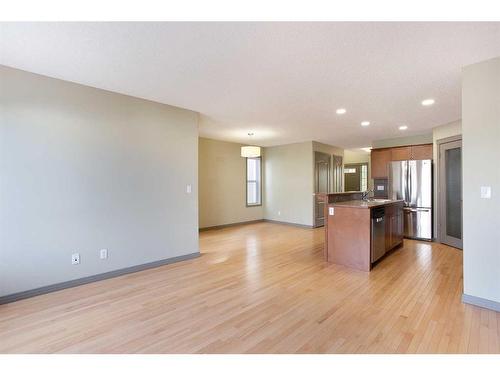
left=327, top=205, right=371, bottom=271
left=323, top=192, right=364, bottom=262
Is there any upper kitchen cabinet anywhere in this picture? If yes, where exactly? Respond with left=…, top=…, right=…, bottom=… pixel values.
left=391, top=145, right=433, bottom=161
left=410, top=144, right=433, bottom=160
left=371, top=144, right=433, bottom=179
left=371, top=148, right=392, bottom=178
left=391, top=146, right=411, bottom=161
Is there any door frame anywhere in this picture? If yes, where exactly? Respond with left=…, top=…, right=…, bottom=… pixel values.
left=436, top=135, right=462, bottom=248
left=313, top=151, right=331, bottom=227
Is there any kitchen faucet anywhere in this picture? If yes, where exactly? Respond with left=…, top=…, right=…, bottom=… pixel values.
left=362, top=190, right=373, bottom=201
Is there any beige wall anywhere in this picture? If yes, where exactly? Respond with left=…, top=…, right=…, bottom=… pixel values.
left=432, top=120, right=462, bottom=238
left=343, top=150, right=370, bottom=164
left=462, top=57, right=500, bottom=306
left=312, top=141, right=343, bottom=157
left=372, top=133, right=433, bottom=149
left=264, top=141, right=314, bottom=226
left=198, top=137, right=264, bottom=228
left=200, top=139, right=344, bottom=228
left=0, top=66, right=199, bottom=297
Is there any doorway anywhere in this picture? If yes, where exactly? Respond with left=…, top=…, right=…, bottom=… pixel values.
left=437, top=136, right=463, bottom=249
left=314, top=151, right=331, bottom=227
left=344, top=163, right=368, bottom=192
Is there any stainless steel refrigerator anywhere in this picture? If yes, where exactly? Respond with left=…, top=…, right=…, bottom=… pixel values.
left=389, top=159, right=432, bottom=240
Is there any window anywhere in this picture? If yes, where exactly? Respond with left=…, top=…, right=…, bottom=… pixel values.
left=361, top=164, right=368, bottom=191
left=246, top=157, right=262, bottom=206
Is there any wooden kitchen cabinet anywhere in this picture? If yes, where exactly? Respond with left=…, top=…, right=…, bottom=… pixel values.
left=391, top=146, right=411, bottom=161
left=371, top=148, right=392, bottom=178
left=323, top=194, right=404, bottom=271
left=410, top=144, right=433, bottom=160
left=385, top=201, right=404, bottom=251
left=371, top=144, right=433, bottom=179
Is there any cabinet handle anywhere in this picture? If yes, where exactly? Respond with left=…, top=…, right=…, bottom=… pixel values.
left=403, top=208, right=430, bottom=213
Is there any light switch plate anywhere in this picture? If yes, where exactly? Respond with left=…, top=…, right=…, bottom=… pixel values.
left=186, top=184, right=192, bottom=194
left=480, top=186, right=491, bottom=199
left=329, top=207, right=334, bottom=216
left=100, top=249, right=108, bottom=260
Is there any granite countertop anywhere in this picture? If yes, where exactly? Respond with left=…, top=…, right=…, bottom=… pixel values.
left=331, top=199, right=404, bottom=209
left=321, top=191, right=363, bottom=195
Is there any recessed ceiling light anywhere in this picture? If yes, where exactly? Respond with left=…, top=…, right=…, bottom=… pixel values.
left=361, top=121, right=370, bottom=127
left=421, top=98, right=435, bottom=106
left=336, top=108, right=346, bottom=115
left=399, top=125, right=408, bottom=131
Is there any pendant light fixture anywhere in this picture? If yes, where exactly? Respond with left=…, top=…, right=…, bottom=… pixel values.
left=241, top=133, right=261, bottom=158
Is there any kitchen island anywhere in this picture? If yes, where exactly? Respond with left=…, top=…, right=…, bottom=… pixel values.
left=323, top=192, right=404, bottom=271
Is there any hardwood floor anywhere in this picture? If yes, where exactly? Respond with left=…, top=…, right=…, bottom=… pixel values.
left=0, top=222, right=499, bottom=353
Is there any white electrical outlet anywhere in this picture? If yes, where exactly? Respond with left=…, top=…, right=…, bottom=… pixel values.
left=329, top=207, right=335, bottom=216
left=71, top=253, right=80, bottom=265
left=480, top=186, right=491, bottom=199
left=100, top=248, right=108, bottom=260
left=186, top=184, right=192, bottom=194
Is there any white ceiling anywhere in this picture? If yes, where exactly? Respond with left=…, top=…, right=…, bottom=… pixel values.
left=1, top=22, right=500, bottom=148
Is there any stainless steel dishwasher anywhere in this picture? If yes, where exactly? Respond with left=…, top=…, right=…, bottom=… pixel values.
left=371, top=207, right=386, bottom=263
